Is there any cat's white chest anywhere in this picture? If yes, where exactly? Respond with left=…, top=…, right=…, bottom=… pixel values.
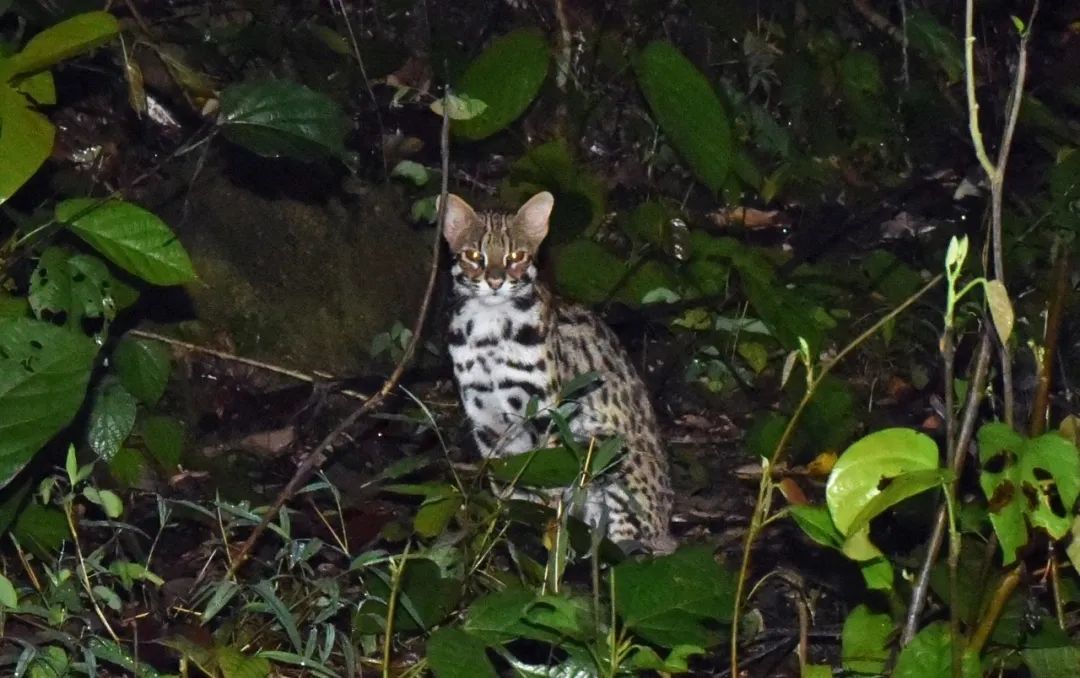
left=449, top=297, right=551, bottom=455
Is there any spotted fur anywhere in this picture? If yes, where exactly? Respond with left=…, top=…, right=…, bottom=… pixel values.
left=443, top=192, right=675, bottom=553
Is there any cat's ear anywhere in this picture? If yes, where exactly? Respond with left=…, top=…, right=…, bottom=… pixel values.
left=440, top=194, right=479, bottom=251
left=514, top=191, right=554, bottom=248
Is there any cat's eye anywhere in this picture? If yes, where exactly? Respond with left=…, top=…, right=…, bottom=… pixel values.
left=462, top=249, right=484, bottom=263
left=506, top=250, right=529, bottom=264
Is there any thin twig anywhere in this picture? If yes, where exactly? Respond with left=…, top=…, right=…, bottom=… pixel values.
left=127, top=329, right=371, bottom=400
left=226, top=88, right=451, bottom=576
left=1029, top=243, right=1069, bottom=436
left=902, top=331, right=993, bottom=645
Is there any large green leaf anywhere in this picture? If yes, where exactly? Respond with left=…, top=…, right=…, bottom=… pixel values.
left=841, top=605, right=892, bottom=675
left=427, top=628, right=496, bottom=678
left=489, top=446, right=581, bottom=488
left=826, top=428, right=941, bottom=560
left=218, top=80, right=350, bottom=160
left=977, top=423, right=1080, bottom=564
left=552, top=239, right=625, bottom=304
left=55, top=199, right=196, bottom=286
left=0, top=84, right=54, bottom=206
left=452, top=28, right=550, bottom=140
left=0, top=11, right=118, bottom=78
left=0, top=319, right=98, bottom=488
left=463, top=588, right=563, bottom=645
left=354, top=558, right=462, bottom=633
left=634, top=41, right=732, bottom=194
left=613, top=546, right=735, bottom=648
left=893, top=622, right=980, bottom=678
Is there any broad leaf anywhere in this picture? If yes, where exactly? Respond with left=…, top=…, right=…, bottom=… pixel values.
left=0, top=319, right=98, bottom=488
left=29, top=248, right=118, bottom=327
left=355, top=558, right=462, bottom=632
left=87, top=378, right=137, bottom=461
left=113, top=336, right=171, bottom=406
left=634, top=41, right=732, bottom=193
left=1, top=11, right=118, bottom=77
left=841, top=605, right=892, bottom=674
left=893, top=622, right=980, bottom=678
left=826, top=428, right=940, bottom=561
left=0, top=84, right=55, bottom=206
left=453, top=28, right=550, bottom=140
left=977, top=423, right=1080, bottom=564
left=140, top=415, right=184, bottom=469
left=427, top=628, right=496, bottom=678
left=56, top=199, right=196, bottom=286
left=489, top=446, right=580, bottom=489
left=216, top=646, right=271, bottom=678
left=613, top=546, right=735, bottom=648
left=218, top=80, right=350, bottom=160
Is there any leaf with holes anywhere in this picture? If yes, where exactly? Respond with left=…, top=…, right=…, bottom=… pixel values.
left=826, top=428, right=940, bottom=560
left=0, top=319, right=98, bottom=488
left=218, top=80, right=350, bottom=160
left=56, top=199, right=195, bottom=286
left=29, top=248, right=119, bottom=327
left=977, top=423, right=1080, bottom=564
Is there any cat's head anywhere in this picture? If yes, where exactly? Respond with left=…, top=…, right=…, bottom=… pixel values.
left=441, top=192, right=553, bottom=298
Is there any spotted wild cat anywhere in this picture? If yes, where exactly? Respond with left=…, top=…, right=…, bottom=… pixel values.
left=443, top=191, right=675, bottom=553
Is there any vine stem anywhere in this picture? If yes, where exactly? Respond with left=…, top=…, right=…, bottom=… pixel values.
left=729, top=273, right=942, bottom=675
left=226, top=87, right=451, bottom=577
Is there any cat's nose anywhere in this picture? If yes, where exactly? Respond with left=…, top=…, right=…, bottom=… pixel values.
left=487, top=277, right=505, bottom=290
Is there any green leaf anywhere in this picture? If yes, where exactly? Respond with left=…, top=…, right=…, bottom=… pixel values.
left=614, top=546, right=736, bottom=648
left=0, top=292, right=29, bottom=318
left=1023, top=646, right=1080, bottom=678
left=788, top=505, right=843, bottom=549
left=843, top=468, right=953, bottom=544
left=827, top=428, right=940, bottom=537
left=907, top=9, right=964, bottom=83
left=859, top=557, right=895, bottom=592
left=634, top=41, right=732, bottom=193
left=56, top=199, right=196, bottom=286
left=984, top=280, right=1014, bottom=342
left=83, top=486, right=123, bottom=518
left=391, top=159, right=429, bottom=186
left=502, top=139, right=607, bottom=240
left=12, top=501, right=68, bottom=556
left=250, top=580, right=303, bottom=652
left=0, top=84, right=55, bottom=206
left=553, top=239, right=625, bottom=304
left=0, top=319, right=98, bottom=489
left=452, top=28, right=549, bottom=140
left=87, top=378, right=137, bottom=462
left=2, top=11, right=118, bottom=77
left=977, top=423, right=1080, bottom=564
left=463, top=587, right=578, bottom=650
left=626, top=644, right=705, bottom=672
left=893, top=622, right=980, bottom=678
left=140, top=415, right=184, bottom=469
left=524, top=595, right=592, bottom=640
left=489, top=447, right=582, bottom=488
left=841, top=605, right=892, bottom=674
left=355, top=558, right=462, bottom=632
left=113, top=336, right=171, bottom=406
left=0, top=572, right=17, bottom=608
left=217, top=646, right=271, bottom=678
left=30, top=248, right=120, bottom=328
left=427, top=628, right=496, bottom=678
left=429, top=93, right=488, bottom=121
left=218, top=80, right=350, bottom=160
left=414, top=489, right=462, bottom=538
left=87, top=637, right=164, bottom=678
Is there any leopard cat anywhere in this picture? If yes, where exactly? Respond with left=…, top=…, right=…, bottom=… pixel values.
left=443, top=191, right=675, bottom=553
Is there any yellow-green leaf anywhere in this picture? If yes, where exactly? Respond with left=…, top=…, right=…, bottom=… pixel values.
left=985, top=279, right=1014, bottom=342
left=3, top=11, right=119, bottom=77
left=0, top=84, right=55, bottom=206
